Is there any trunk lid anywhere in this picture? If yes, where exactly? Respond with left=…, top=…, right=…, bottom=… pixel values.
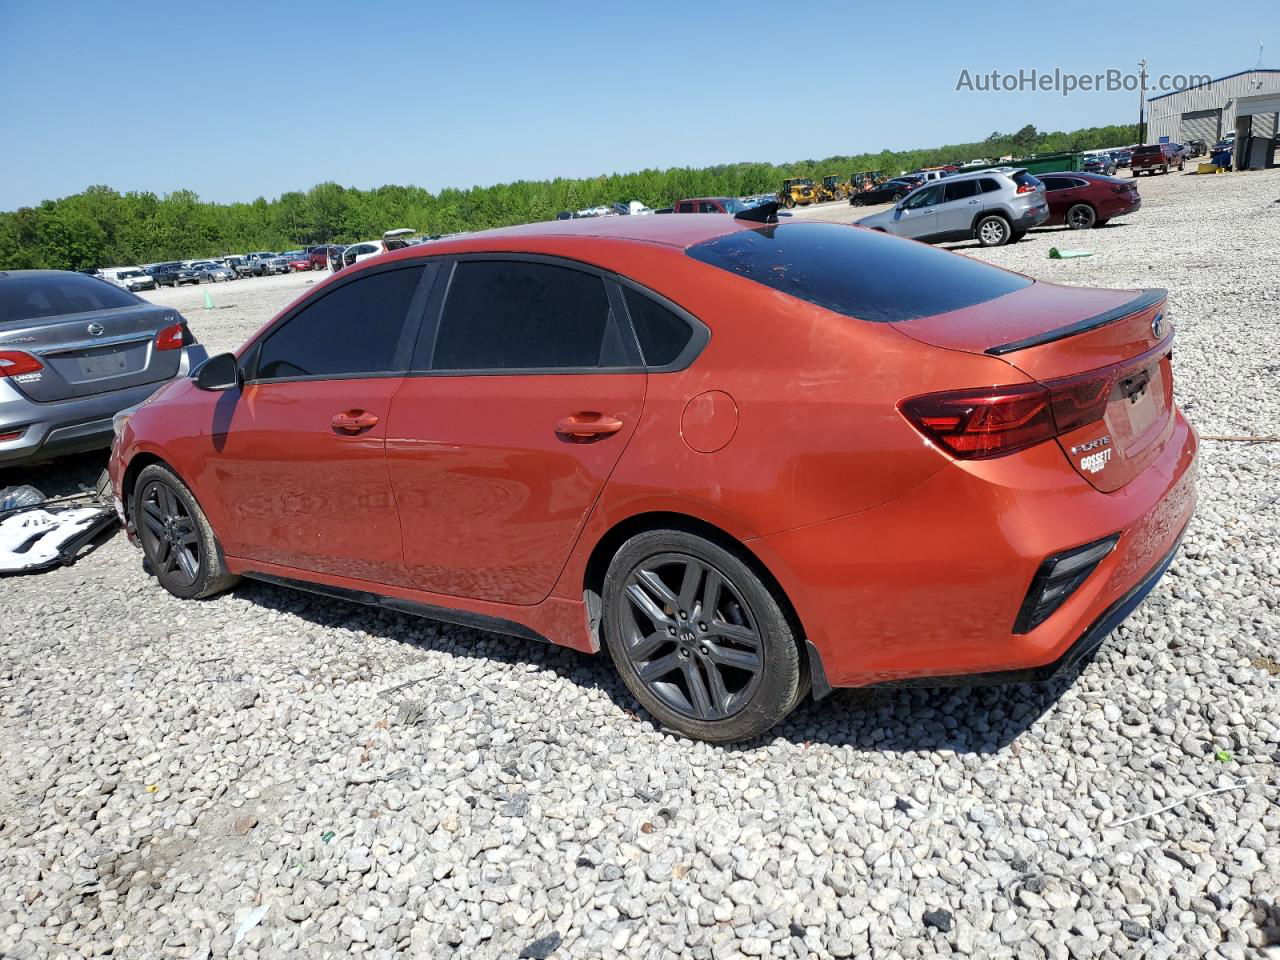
left=895, top=282, right=1174, bottom=492
left=2, top=303, right=186, bottom=403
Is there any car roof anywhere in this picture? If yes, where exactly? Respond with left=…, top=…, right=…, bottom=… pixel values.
left=384, top=213, right=754, bottom=255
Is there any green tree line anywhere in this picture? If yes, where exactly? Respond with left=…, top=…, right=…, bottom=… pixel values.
left=0, top=122, right=1135, bottom=271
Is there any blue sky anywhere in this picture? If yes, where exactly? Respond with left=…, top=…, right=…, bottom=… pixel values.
left=1, top=0, right=1276, bottom=210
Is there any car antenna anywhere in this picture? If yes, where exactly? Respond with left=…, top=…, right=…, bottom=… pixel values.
left=735, top=201, right=779, bottom=224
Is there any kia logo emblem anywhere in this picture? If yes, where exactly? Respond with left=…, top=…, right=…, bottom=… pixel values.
left=86, top=323, right=105, bottom=336
left=1151, top=313, right=1164, bottom=339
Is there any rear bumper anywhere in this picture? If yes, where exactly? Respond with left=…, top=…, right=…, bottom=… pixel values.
left=0, top=345, right=207, bottom=467
left=751, top=408, right=1197, bottom=689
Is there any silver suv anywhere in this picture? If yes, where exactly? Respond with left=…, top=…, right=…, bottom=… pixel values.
left=855, top=168, right=1049, bottom=247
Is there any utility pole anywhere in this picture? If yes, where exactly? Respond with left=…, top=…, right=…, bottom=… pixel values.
left=1137, top=58, right=1148, bottom=144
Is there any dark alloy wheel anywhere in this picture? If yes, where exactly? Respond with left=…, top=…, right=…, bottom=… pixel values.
left=851, top=196, right=865, bottom=206
left=617, top=552, right=764, bottom=721
left=603, top=530, right=802, bottom=742
left=1067, top=203, right=1096, bottom=229
left=138, top=478, right=201, bottom=588
left=133, top=463, right=238, bottom=600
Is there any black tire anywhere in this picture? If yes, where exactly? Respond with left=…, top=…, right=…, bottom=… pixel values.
left=1132, top=170, right=1141, bottom=178
left=1066, top=203, right=1096, bottom=229
left=783, top=196, right=795, bottom=209
left=1008, top=229, right=1026, bottom=243
left=892, top=192, right=905, bottom=202
left=851, top=196, right=865, bottom=206
left=602, top=529, right=801, bottom=743
left=132, top=463, right=239, bottom=600
left=1096, top=218, right=1110, bottom=227
left=975, top=214, right=1011, bottom=247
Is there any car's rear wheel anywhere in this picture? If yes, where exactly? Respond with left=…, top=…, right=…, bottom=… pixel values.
left=976, top=215, right=1011, bottom=247
left=1008, top=229, right=1026, bottom=243
left=603, top=530, right=801, bottom=742
left=851, top=196, right=865, bottom=206
left=1067, top=203, right=1096, bottom=229
left=133, top=463, right=239, bottom=601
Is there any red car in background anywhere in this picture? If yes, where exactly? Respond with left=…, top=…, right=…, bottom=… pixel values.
left=1130, top=143, right=1185, bottom=176
left=283, top=252, right=311, bottom=272
left=109, top=209, right=1196, bottom=742
left=308, top=245, right=341, bottom=271
left=1038, top=172, right=1141, bottom=229
left=674, top=197, right=750, bottom=214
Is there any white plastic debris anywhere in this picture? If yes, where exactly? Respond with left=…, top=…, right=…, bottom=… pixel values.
left=0, top=506, right=112, bottom=573
left=232, top=902, right=270, bottom=948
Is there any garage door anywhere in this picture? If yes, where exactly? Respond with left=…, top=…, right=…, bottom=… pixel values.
left=1180, top=109, right=1221, bottom=145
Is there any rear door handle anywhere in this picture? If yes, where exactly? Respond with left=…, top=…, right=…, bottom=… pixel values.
left=331, top=410, right=379, bottom=434
left=556, top=412, right=624, bottom=440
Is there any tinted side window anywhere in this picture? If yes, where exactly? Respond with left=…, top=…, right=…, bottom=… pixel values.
left=622, top=287, right=693, bottom=367
left=1040, top=177, right=1067, bottom=191
left=431, top=261, right=621, bottom=371
left=943, top=179, right=979, bottom=202
left=903, top=185, right=942, bottom=209
left=256, top=266, right=422, bottom=379
left=978, top=178, right=1001, bottom=193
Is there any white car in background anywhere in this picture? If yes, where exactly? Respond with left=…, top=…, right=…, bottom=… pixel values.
left=110, top=268, right=156, bottom=292
left=337, top=229, right=419, bottom=271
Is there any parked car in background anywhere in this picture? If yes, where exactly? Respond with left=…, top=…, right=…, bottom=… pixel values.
left=145, top=263, right=184, bottom=288
left=108, top=213, right=1195, bottom=742
left=113, top=269, right=156, bottom=293
left=327, top=245, right=348, bottom=271
left=173, top=264, right=206, bottom=286
left=1185, top=139, right=1207, bottom=158
left=856, top=168, right=1048, bottom=247
left=1081, top=155, right=1116, bottom=176
left=673, top=198, right=750, bottom=214
left=223, top=256, right=250, bottom=278
left=1038, top=173, right=1140, bottom=229
left=189, top=260, right=235, bottom=282
left=281, top=252, right=311, bottom=272
left=248, top=253, right=288, bottom=276
left=307, top=245, right=341, bottom=270
left=1131, top=143, right=1185, bottom=176
left=0, top=270, right=207, bottom=466
left=336, top=230, right=419, bottom=271
left=1110, top=149, right=1132, bottom=168
left=848, top=178, right=919, bottom=206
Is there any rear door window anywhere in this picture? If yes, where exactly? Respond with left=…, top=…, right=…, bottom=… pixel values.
left=1040, top=177, right=1069, bottom=191
left=428, top=260, right=628, bottom=371
left=621, top=286, right=697, bottom=368
left=943, top=179, right=979, bottom=202
left=687, top=222, right=1031, bottom=324
left=255, top=266, right=424, bottom=380
left=978, top=178, right=1002, bottom=193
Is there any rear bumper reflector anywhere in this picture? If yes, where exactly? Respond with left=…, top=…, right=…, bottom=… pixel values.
left=1013, top=534, right=1119, bottom=634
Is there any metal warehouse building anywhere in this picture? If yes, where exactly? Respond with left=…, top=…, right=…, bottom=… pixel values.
left=1147, top=68, right=1280, bottom=169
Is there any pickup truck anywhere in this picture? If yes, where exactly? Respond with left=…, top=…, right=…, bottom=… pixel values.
left=245, top=252, right=286, bottom=276
left=1130, top=143, right=1185, bottom=176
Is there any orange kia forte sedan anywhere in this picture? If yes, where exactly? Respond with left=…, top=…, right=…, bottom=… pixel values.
left=109, top=207, right=1197, bottom=742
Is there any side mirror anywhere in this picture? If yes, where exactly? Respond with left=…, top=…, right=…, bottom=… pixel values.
left=194, top=352, right=241, bottom=391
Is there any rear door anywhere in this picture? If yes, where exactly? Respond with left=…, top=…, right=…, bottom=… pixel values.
left=207, top=262, right=432, bottom=581
left=0, top=272, right=186, bottom=402
left=384, top=256, right=646, bottom=605
left=938, top=178, right=982, bottom=236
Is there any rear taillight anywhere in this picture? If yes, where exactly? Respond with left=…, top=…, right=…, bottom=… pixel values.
left=0, top=351, right=43, bottom=378
left=155, top=322, right=188, bottom=351
left=900, top=368, right=1118, bottom=460
left=1016, top=183, right=1037, bottom=194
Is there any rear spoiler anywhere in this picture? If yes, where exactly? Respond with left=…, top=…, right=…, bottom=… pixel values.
left=985, top=288, right=1166, bottom=356
left=735, top=201, right=779, bottom=224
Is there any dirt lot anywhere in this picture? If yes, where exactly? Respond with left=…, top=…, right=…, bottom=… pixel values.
left=1, top=169, right=1278, bottom=960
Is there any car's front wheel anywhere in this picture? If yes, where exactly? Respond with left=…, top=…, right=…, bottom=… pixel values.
left=133, top=463, right=239, bottom=601
left=851, top=196, right=865, bottom=206
left=976, top=215, right=1011, bottom=247
left=1067, top=203, right=1096, bottom=229
left=603, top=529, right=802, bottom=742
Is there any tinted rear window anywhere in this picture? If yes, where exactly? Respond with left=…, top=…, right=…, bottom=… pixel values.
left=686, top=222, right=1031, bottom=324
left=0, top=273, right=139, bottom=325
left=1133, top=145, right=1161, bottom=156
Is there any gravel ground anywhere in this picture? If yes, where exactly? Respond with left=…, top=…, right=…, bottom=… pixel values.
left=1, top=169, right=1278, bottom=960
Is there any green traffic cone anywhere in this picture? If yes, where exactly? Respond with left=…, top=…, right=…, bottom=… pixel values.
left=203, top=289, right=214, bottom=309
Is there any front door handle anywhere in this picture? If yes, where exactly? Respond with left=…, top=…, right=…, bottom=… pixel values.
left=556, top=412, right=624, bottom=441
left=331, top=410, right=379, bottom=434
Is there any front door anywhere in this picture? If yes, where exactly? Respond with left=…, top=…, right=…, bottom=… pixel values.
left=206, top=263, right=429, bottom=583
left=385, top=257, right=646, bottom=605
left=892, top=183, right=942, bottom=239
